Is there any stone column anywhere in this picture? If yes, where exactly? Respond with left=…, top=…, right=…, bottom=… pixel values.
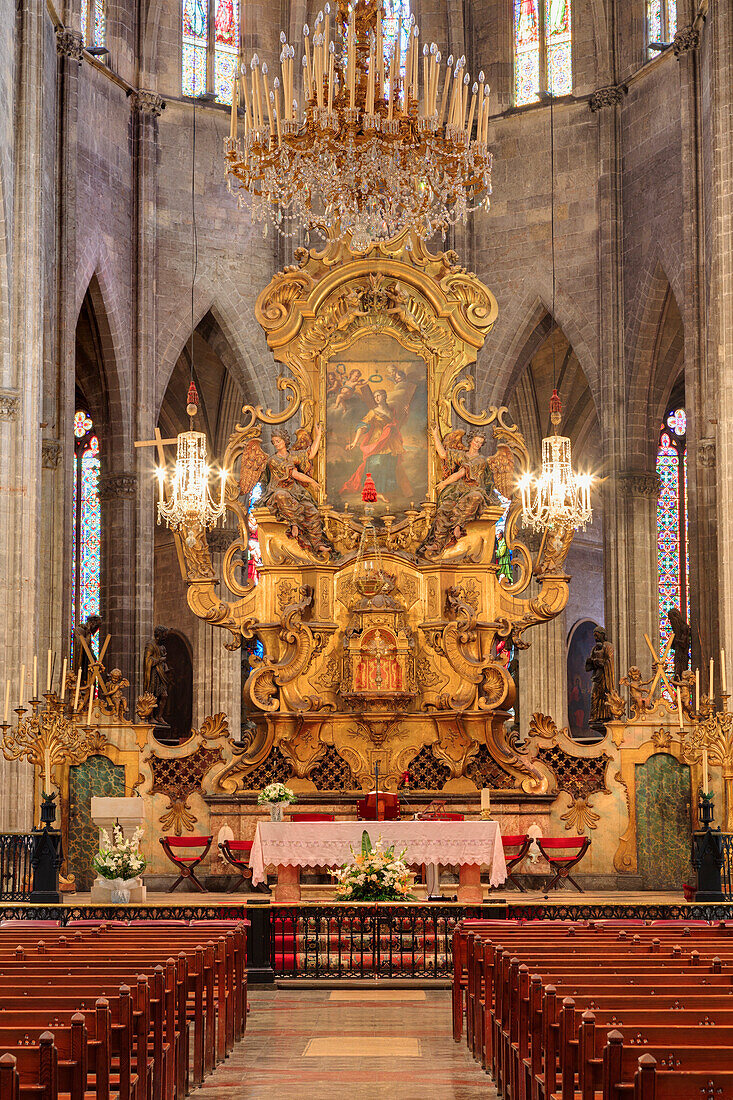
left=98, top=473, right=138, bottom=689
left=613, top=472, right=661, bottom=666
left=192, top=528, right=241, bottom=734
left=519, top=580, right=568, bottom=736
left=131, top=91, right=164, bottom=698
left=706, top=6, right=733, bottom=667
left=0, top=0, right=49, bottom=830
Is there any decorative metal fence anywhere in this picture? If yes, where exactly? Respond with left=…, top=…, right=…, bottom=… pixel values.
left=270, top=904, right=484, bottom=979
left=0, top=834, right=34, bottom=901
left=720, top=833, right=733, bottom=900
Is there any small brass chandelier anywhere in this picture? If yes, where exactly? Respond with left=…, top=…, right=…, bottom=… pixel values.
left=224, top=0, right=493, bottom=249
left=519, top=389, right=593, bottom=532
left=156, top=382, right=227, bottom=541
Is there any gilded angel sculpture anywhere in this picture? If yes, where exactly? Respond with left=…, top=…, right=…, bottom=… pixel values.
left=239, top=424, right=333, bottom=558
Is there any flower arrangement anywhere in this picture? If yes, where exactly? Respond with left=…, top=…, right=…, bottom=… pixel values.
left=333, top=831, right=414, bottom=902
left=257, top=783, right=296, bottom=806
left=93, top=825, right=146, bottom=882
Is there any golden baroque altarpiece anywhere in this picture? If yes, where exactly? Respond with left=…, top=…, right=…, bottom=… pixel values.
left=177, top=230, right=576, bottom=798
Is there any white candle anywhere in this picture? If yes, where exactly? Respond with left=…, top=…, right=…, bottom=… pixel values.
left=695, top=668, right=700, bottom=712
left=676, top=687, right=684, bottom=730
left=60, top=658, right=67, bottom=702
left=87, top=686, right=94, bottom=726
left=722, top=648, right=727, bottom=693
left=46, top=650, right=52, bottom=693
left=710, top=657, right=715, bottom=700
left=3, top=680, right=9, bottom=724
left=44, top=747, right=51, bottom=792
left=18, top=664, right=25, bottom=709
left=703, top=747, right=709, bottom=794
left=73, top=668, right=82, bottom=711
left=32, top=655, right=37, bottom=699
left=480, top=788, right=490, bottom=812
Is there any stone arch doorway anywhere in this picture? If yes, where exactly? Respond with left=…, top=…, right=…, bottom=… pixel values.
left=635, top=752, right=692, bottom=890
left=566, top=618, right=598, bottom=740
left=164, top=630, right=194, bottom=743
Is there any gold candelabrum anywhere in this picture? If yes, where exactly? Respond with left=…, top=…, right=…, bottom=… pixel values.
left=681, top=692, right=733, bottom=832
left=224, top=0, right=493, bottom=248
left=0, top=675, right=106, bottom=815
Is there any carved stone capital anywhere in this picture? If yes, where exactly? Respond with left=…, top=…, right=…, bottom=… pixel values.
left=0, top=390, right=19, bottom=421
left=207, top=527, right=239, bottom=555
left=55, top=28, right=84, bottom=63
left=98, top=473, right=138, bottom=501
left=697, top=439, right=716, bottom=468
left=589, top=84, right=627, bottom=112
left=130, top=90, right=165, bottom=117
left=42, top=438, right=63, bottom=468
left=673, top=25, right=701, bottom=57
left=617, top=472, right=660, bottom=498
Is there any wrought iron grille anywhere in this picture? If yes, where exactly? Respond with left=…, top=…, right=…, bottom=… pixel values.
left=720, top=833, right=733, bottom=900
left=0, top=834, right=34, bottom=901
left=270, top=904, right=484, bottom=979
left=238, top=747, right=293, bottom=790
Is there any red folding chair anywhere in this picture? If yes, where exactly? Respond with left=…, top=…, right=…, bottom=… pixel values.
left=218, top=840, right=254, bottom=892
left=356, top=793, right=400, bottom=820
left=290, top=813, right=335, bottom=821
left=160, top=835, right=213, bottom=892
left=501, top=834, right=531, bottom=892
left=537, top=835, right=590, bottom=892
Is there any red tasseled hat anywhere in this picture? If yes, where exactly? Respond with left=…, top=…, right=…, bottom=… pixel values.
left=362, top=473, right=377, bottom=503
left=187, top=381, right=199, bottom=408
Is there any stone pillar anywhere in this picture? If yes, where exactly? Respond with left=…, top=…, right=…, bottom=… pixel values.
left=0, top=0, right=50, bottom=830
left=98, top=473, right=138, bottom=690
left=614, top=472, right=661, bottom=667
left=192, top=528, right=241, bottom=734
left=519, top=585, right=567, bottom=736
left=131, top=91, right=164, bottom=698
left=707, top=6, right=733, bottom=667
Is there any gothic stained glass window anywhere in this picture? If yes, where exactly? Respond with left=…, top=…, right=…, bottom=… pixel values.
left=247, top=482, right=263, bottom=585
left=182, top=0, right=240, bottom=102
left=80, top=0, right=106, bottom=48
left=514, top=0, right=540, bottom=106
left=656, top=407, right=689, bottom=676
left=383, top=0, right=411, bottom=74
left=514, top=0, right=572, bottom=106
left=72, top=410, right=101, bottom=656
left=647, top=0, right=676, bottom=53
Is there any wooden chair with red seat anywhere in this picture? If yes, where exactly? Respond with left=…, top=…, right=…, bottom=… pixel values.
left=289, top=813, right=336, bottom=821
left=218, top=840, right=254, bottom=892
left=537, top=834, right=590, bottom=892
left=356, top=793, right=400, bottom=820
left=501, top=834, right=531, bottom=892
left=160, top=835, right=213, bottom=892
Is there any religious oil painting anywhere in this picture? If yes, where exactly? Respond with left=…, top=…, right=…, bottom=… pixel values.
left=325, top=335, right=428, bottom=516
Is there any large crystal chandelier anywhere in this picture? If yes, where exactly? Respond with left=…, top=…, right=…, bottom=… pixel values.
left=519, top=390, right=593, bottom=532
left=224, top=0, right=493, bottom=249
left=156, top=382, right=227, bottom=541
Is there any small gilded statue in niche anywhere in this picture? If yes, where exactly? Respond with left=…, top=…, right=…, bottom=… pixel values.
left=244, top=425, right=333, bottom=558
left=585, top=626, right=626, bottom=730
left=419, top=425, right=513, bottom=557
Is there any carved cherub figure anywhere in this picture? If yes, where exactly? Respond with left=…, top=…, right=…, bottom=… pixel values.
left=620, top=665, right=654, bottom=719
left=101, top=668, right=129, bottom=720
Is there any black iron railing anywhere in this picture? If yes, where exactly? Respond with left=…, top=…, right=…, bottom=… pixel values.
left=0, top=834, right=34, bottom=901
left=720, top=833, right=733, bottom=899
left=270, top=903, right=485, bottom=979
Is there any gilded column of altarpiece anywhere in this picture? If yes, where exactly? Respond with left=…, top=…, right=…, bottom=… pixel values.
left=176, top=230, right=576, bottom=797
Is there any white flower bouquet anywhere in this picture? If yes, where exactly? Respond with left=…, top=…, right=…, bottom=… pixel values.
left=257, top=783, right=296, bottom=805
left=92, top=825, right=146, bottom=902
left=333, top=831, right=414, bottom=902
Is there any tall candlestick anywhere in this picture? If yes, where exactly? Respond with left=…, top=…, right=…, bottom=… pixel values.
left=695, top=667, right=700, bottom=712
left=480, top=788, right=490, bottom=812
left=229, top=77, right=237, bottom=139
left=44, top=748, right=51, bottom=793
left=33, top=656, right=37, bottom=700
left=60, top=658, right=68, bottom=702
left=87, top=686, right=94, bottom=727
left=3, top=680, right=9, bottom=724
left=676, top=686, right=684, bottom=730
left=18, top=664, right=25, bottom=709
left=73, top=668, right=82, bottom=712
left=46, top=649, right=52, bottom=693
left=710, top=656, right=715, bottom=700
left=327, top=44, right=334, bottom=112
left=722, top=648, right=727, bottom=693
left=703, top=747, right=709, bottom=794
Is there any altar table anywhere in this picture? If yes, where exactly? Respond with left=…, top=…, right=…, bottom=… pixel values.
left=250, top=819, right=506, bottom=902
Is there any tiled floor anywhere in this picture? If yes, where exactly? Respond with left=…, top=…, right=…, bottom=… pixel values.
left=201, top=988, right=497, bottom=1099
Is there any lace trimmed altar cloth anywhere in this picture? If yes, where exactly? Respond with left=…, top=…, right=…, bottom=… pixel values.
left=249, top=819, right=507, bottom=887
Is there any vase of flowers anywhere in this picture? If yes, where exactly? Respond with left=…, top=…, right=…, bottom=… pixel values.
left=333, top=831, right=414, bottom=901
left=92, top=825, right=146, bottom=903
left=257, top=783, right=296, bottom=821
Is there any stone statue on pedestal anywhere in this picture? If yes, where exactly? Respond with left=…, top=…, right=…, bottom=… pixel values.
left=143, top=626, right=171, bottom=727
left=668, top=607, right=692, bottom=683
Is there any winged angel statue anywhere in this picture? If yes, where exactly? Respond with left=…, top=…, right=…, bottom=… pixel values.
left=238, top=423, right=333, bottom=558
left=420, top=425, right=515, bottom=557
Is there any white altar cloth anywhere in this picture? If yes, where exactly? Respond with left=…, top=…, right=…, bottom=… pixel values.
left=249, top=819, right=507, bottom=887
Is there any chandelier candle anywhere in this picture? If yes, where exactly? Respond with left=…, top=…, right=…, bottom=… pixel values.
left=224, top=0, right=493, bottom=248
